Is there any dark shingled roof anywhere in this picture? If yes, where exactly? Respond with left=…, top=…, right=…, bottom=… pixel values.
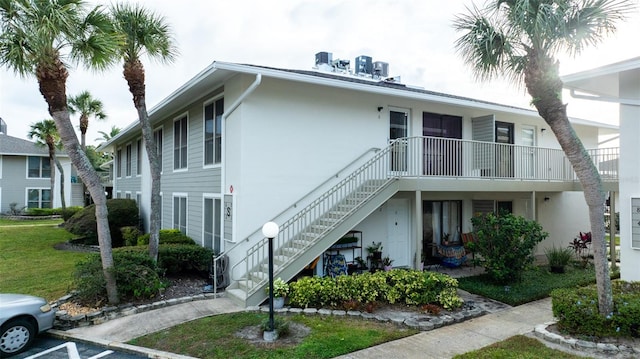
left=0, top=133, right=49, bottom=156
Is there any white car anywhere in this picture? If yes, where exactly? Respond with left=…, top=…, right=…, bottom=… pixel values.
left=0, top=294, right=56, bottom=356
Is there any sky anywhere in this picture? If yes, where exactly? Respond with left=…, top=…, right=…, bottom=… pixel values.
left=1, top=0, right=639, bottom=144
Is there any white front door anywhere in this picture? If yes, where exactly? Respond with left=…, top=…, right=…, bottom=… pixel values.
left=387, top=198, right=410, bottom=267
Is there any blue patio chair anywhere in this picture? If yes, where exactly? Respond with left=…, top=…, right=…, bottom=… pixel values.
left=325, top=254, right=348, bottom=277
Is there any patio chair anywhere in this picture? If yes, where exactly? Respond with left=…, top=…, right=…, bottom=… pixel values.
left=325, top=253, right=348, bottom=277
left=461, top=232, right=477, bottom=267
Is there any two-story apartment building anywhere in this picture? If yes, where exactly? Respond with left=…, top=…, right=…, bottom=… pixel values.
left=101, top=55, right=619, bottom=306
left=0, top=120, right=83, bottom=212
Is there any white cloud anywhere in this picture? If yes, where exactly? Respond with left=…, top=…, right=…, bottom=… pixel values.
left=1, top=0, right=638, bottom=143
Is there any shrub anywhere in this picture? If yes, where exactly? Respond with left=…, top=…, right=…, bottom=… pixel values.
left=61, top=206, right=83, bottom=221
left=72, top=251, right=165, bottom=305
left=121, top=226, right=142, bottom=246
left=260, top=317, right=290, bottom=337
left=8, top=202, right=26, bottom=215
left=25, top=207, right=60, bottom=216
left=552, top=281, right=640, bottom=338
left=62, top=199, right=139, bottom=247
left=288, top=269, right=462, bottom=310
left=117, top=244, right=213, bottom=276
left=137, top=229, right=196, bottom=246
left=544, top=246, right=574, bottom=270
left=470, top=211, right=548, bottom=284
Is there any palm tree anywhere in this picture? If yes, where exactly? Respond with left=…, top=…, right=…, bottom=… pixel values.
left=0, top=0, right=120, bottom=304
left=96, top=125, right=121, bottom=143
left=110, top=2, right=177, bottom=262
left=28, top=119, right=61, bottom=209
left=453, top=0, right=635, bottom=316
left=68, top=90, right=107, bottom=150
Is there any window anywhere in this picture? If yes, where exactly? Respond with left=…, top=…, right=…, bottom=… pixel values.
left=27, top=156, right=51, bottom=178
left=116, top=191, right=121, bottom=199
left=174, top=116, right=188, bottom=170
left=136, top=192, right=142, bottom=216
left=154, top=127, right=163, bottom=172
left=136, top=139, right=142, bottom=176
left=126, top=143, right=132, bottom=177
left=204, top=98, right=224, bottom=165
left=173, top=195, right=187, bottom=234
left=116, top=149, right=122, bottom=178
left=125, top=192, right=131, bottom=199
left=27, top=188, right=51, bottom=208
left=203, top=197, right=221, bottom=252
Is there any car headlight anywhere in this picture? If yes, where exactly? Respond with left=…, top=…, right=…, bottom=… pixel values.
left=40, top=304, right=52, bottom=313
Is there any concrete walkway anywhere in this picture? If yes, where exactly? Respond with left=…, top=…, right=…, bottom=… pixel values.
left=335, top=298, right=554, bottom=359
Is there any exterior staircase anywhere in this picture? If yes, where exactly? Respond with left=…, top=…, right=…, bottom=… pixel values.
left=218, top=142, right=404, bottom=307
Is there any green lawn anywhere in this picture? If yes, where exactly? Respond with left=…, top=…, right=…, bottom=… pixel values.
left=453, top=335, right=591, bottom=359
left=457, top=265, right=598, bottom=306
left=0, top=218, right=89, bottom=300
left=129, top=312, right=419, bottom=359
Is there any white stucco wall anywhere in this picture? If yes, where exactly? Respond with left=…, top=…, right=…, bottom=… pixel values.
left=619, top=69, right=640, bottom=281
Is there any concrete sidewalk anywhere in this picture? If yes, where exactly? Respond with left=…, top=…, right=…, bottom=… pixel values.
left=335, top=298, right=554, bottom=359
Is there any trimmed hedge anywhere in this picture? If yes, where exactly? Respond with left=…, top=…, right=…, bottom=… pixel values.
left=73, top=250, right=165, bottom=305
left=116, top=244, right=213, bottom=276
left=288, top=269, right=463, bottom=310
left=136, top=229, right=196, bottom=246
left=552, top=281, right=640, bottom=338
left=62, top=199, right=139, bottom=247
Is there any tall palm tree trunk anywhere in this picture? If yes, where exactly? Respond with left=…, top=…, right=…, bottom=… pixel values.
left=37, top=60, right=119, bottom=304
left=525, top=53, right=612, bottom=315
left=124, top=60, right=161, bottom=262
left=54, top=155, right=66, bottom=210
left=49, top=153, right=56, bottom=208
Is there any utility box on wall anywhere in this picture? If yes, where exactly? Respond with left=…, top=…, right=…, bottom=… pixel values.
left=632, top=198, right=640, bottom=249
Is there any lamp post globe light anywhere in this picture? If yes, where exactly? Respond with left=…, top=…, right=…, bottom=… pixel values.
left=262, top=221, right=279, bottom=342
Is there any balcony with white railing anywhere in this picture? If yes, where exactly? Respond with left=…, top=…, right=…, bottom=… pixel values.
left=391, top=136, right=618, bottom=183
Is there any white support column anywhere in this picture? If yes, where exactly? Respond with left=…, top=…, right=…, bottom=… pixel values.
left=415, top=190, right=422, bottom=269
left=609, top=192, right=617, bottom=270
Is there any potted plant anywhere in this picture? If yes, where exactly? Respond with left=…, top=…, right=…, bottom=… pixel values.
left=266, top=277, right=289, bottom=309
left=366, top=241, right=383, bottom=260
left=382, top=256, right=394, bottom=271
left=545, top=246, right=573, bottom=273
left=441, top=233, right=450, bottom=246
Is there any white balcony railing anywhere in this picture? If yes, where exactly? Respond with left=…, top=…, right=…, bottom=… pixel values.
left=391, top=136, right=618, bottom=181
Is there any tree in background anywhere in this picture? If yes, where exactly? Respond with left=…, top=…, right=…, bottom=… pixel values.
left=68, top=90, right=107, bottom=150
left=28, top=119, right=63, bottom=209
left=110, top=2, right=177, bottom=262
left=96, top=125, right=121, bottom=143
left=453, top=0, right=635, bottom=315
left=0, top=0, right=121, bottom=304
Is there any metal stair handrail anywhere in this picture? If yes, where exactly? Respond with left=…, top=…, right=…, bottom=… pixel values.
left=236, top=141, right=401, bottom=296
left=211, top=146, right=381, bottom=291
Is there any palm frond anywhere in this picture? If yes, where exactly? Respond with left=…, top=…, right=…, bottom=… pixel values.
left=110, top=2, right=178, bottom=65
left=453, top=4, right=521, bottom=83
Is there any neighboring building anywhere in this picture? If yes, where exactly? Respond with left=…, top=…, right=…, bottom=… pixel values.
left=0, top=123, right=83, bottom=213
left=562, top=57, right=640, bottom=282
left=100, top=54, right=619, bottom=306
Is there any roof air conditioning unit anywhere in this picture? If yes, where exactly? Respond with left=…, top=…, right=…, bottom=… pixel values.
left=373, top=61, right=389, bottom=78
left=315, top=51, right=332, bottom=66
left=355, top=55, right=373, bottom=75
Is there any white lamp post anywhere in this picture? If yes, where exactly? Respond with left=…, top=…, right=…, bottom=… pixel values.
left=262, top=221, right=279, bottom=342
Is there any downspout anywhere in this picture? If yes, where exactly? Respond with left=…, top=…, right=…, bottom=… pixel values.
left=220, top=73, right=262, bottom=243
